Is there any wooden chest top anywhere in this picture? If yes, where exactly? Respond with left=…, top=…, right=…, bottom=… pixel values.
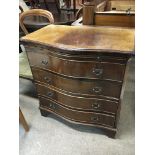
left=21, top=25, right=134, bottom=54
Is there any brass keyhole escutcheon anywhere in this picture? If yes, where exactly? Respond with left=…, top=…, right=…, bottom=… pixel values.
left=42, top=59, right=48, bottom=65
left=92, top=68, right=103, bottom=76
left=47, top=92, right=53, bottom=97
left=44, top=76, right=51, bottom=83
left=91, top=116, right=99, bottom=121
left=92, top=102, right=100, bottom=109
left=93, top=87, right=102, bottom=94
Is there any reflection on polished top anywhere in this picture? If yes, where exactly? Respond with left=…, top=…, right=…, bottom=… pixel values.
left=21, top=25, right=135, bottom=54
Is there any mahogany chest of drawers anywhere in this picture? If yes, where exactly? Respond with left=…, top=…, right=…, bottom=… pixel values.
left=21, top=25, right=134, bottom=138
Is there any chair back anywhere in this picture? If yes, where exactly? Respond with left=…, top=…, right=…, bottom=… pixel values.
left=19, top=9, right=54, bottom=34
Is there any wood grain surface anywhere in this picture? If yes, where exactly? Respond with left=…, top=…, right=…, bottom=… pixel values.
left=36, top=83, right=119, bottom=114
left=21, top=25, right=135, bottom=54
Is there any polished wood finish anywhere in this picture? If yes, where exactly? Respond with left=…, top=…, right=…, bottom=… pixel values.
left=94, top=12, right=135, bottom=27
left=36, top=83, right=119, bottom=114
left=24, top=43, right=130, bottom=62
left=74, top=1, right=135, bottom=27
left=39, top=96, right=116, bottom=127
left=21, top=25, right=134, bottom=53
left=83, top=2, right=95, bottom=25
left=21, top=25, right=134, bottom=138
left=20, top=9, right=54, bottom=34
left=83, top=2, right=134, bottom=27
left=27, top=49, right=126, bottom=81
left=32, top=67, right=122, bottom=99
left=40, top=107, right=117, bottom=137
left=105, top=0, right=135, bottom=11
left=19, top=107, right=29, bottom=132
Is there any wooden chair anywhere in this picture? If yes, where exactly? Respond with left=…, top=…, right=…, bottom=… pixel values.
left=19, top=0, right=54, bottom=34
left=19, top=3, right=54, bottom=80
left=19, top=8, right=54, bottom=35
left=19, top=107, right=29, bottom=132
left=19, top=9, right=54, bottom=80
left=19, top=1, right=54, bottom=132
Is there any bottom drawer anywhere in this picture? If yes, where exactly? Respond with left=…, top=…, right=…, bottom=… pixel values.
left=39, top=97, right=116, bottom=128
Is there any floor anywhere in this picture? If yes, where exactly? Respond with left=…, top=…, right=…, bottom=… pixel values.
left=19, top=58, right=135, bottom=155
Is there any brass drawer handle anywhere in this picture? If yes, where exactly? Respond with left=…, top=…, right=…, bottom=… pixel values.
left=44, top=76, right=51, bottom=83
left=49, top=103, right=56, bottom=110
left=92, top=68, right=103, bottom=76
left=93, top=87, right=102, bottom=94
left=47, top=91, right=53, bottom=97
left=91, top=116, right=99, bottom=121
left=42, top=60, right=48, bottom=65
left=92, top=102, right=100, bottom=109
left=97, top=56, right=101, bottom=60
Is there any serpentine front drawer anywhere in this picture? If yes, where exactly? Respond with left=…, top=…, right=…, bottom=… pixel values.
left=36, top=83, right=119, bottom=115
left=27, top=51, right=126, bottom=82
left=32, top=67, right=122, bottom=99
left=39, top=97, right=116, bottom=128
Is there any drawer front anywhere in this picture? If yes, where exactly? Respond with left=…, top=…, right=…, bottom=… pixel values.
left=27, top=51, right=125, bottom=81
left=36, top=84, right=118, bottom=114
left=32, top=68, right=122, bottom=99
left=26, top=45, right=129, bottom=63
left=39, top=97, right=116, bottom=127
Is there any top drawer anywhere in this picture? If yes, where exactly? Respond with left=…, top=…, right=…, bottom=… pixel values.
left=27, top=51, right=126, bottom=82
